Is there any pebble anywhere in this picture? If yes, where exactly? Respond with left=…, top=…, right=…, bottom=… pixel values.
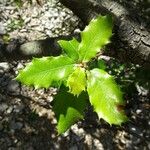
left=0, top=103, right=8, bottom=112
left=74, top=127, right=85, bottom=137
left=0, top=22, right=6, bottom=34
left=135, top=83, right=149, bottom=96
left=24, top=18, right=31, bottom=24
left=16, top=63, right=24, bottom=70
left=9, top=9, right=14, bottom=15
left=10, top=121, right=23, bottom=130
left=136, top=109, right=142, bottom=114
left=13, top=104, right=24, bottom=113
left=85, top=134, right=92, bottom=146
left=34, top=26, right=44, bottom=32
left=93, top=139, right=104, bottom=150
left=7, top=80, right=20, bottom=95
left=6, top=106, right=13, bottom=114
left=20, top=40, right=46, bottom=56
left=0, top=75, right=9, bottom=87
left=45, top=30, right=53, bottom=36
left=20, top=28, right=28, bottom=32
left=0, top=62, right=10, bottom=72
left=128, top=124, right=143, bottom=137
left=32, top=9, right=39, bottom=18
left=47, top=96, right=53, bottom=103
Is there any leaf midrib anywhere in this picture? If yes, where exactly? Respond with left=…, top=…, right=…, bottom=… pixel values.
left=29, top=63, right=75, bottom=78
left=80, top=26, right=100, bottom=62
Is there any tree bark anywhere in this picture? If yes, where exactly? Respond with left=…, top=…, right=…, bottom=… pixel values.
left=60, top=0, right=150, bottom=67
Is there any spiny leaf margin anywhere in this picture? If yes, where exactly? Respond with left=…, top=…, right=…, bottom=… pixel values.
left=78, top=15, right=113, bottom=62
left=53, top=86, right=88, bottom=134
left=16, top=55, right=76, bottom=89
left=67, top=67, right=87, bottom=96
left=87, top=68, right=128, bottom=125
left=58, top=38, right=79, bottom=61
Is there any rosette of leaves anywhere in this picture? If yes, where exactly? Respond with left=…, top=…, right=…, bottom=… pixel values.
left=16, top=15, right=128, bottom=134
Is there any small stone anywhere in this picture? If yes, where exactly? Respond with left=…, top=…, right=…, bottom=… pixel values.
left=7, top=80, right=20, bottom=95
left=85, top=134, right=92, bottom=146
left=47, top=96, right=53, bottom=102
left=32, top=10, right=39, bottom=18
left=34, top=26, right=44, bottom=32
left=60, top=11, right=66, bottom=17
left=63, top=130, right=69, bottom=137
left=74, top=28, right=81, bottom=34
left=71, top=125, right=85, bottom=137
left=10, top=121, right=23, bottom=130
left=45, top=30, right=52, bottom=36
left=77, top=128, right=85, bottom=137
left=136, top=109, right=142, bottom=114
left=20, top=41, right=43, bottom=55
left=128, top=124, right=143, bottom=137
left=9, top=9, right=14, bottom=15
left=0, top=103, right=8, bottom=112
left=93, top=139, right=104, bottom=149
left=13, top=104, right=24, bottom=113
left=0, top=76, right=9, bottom=87
left=0, top=22, right=6, bottom=34
left=6, top=106, right=13, bottom=114
left=45, top=22, right=53, bottom=30
left=136, top=83, right=149, bottom=96
left=14, top=139, right=18, bottom=143
left=24, top=18, right=31, bottom=24
left=99, top=55, right=111, bottom=61
left=51, top=117, right=57, bottom=124
left=29, top=21, right=38, bottom=27
left=16, top=63, right=24, bottom=70
left=0, top=62, right=10, bottom=72
left=20, top=29, right=27, bottom=32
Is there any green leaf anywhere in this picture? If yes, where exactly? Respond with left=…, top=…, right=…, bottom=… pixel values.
left=97, top=59, right=106, bottom=70
left=78, top=15, right=113, bottom=62
left=87, top=68, right=128, bottom=125
left=58, top=38, right=79, bottom=61
left=67, top=67, right=86, bottom=96
left=53, top=86, right=88, bottom=134
left=16, top=55, right=75, bottom=88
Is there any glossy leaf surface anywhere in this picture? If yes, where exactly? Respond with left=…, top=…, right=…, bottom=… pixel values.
left=78, top=15, right=113, bottom=62
left=16, top=56, right=75, bottom=88
left=53, top=87, right=87, bottom=134
left=67, top=67, right=86, bottom=95
left=87, top=69, right=128, bottom=125
left=58, top=38, right=79, bottom=61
